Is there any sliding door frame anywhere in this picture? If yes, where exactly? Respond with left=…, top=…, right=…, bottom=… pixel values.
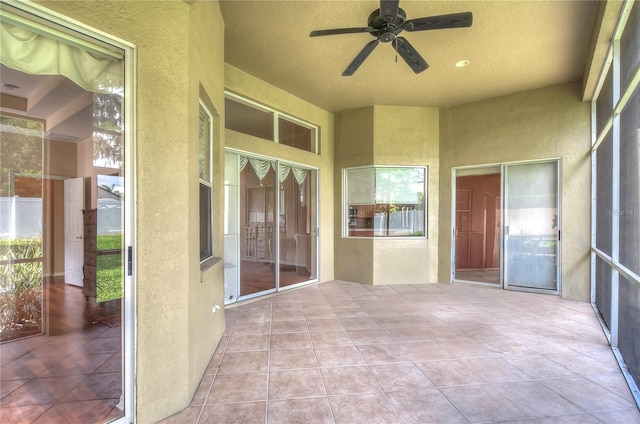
left=0, top=2, right=138, bottom=421
left=451, top=158, right=562, bottom=295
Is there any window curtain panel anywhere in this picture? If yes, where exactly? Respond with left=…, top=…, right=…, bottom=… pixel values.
left=291, top=166, right=308, bottom=186
left=278, top=164, right=291, bottom=183
left=0, top=21, right=123, bottom=93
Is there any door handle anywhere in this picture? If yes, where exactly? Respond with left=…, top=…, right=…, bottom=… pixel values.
left=76, top=236, right=83, bottom=240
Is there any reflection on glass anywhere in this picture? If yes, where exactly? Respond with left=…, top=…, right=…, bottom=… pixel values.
left=240, top=157, right=276, bottom=297
left=346, top=167, right=425, bottom=237
left=0, top=115, right=44, bottom=341
left=279, top=166, right=317, bottom=287
left=96, top=175, right=123, bottom=302
left=505, top=161, right=558, bottom=290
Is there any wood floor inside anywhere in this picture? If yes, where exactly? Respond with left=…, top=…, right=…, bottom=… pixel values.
left=0, top=276, right=124, bottom=424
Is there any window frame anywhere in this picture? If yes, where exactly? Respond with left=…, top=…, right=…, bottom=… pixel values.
left=343, top=165, right=427, bottom=239
left=199, top=100, right=213, bottom=263
left=224, top=91, right=319, bottom=154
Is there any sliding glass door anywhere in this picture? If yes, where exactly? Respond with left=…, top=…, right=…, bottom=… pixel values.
left=504, top=161, right=560, bottom=292
left=224, top=152, right=318, bottom=303
left=452, top=160, right=560, bottom=294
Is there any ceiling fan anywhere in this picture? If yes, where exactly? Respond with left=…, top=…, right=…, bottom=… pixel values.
left=309, top=0, right=472, bottom=76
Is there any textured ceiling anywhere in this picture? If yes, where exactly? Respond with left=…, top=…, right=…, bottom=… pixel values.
left=220, top=0, right=599, bottom=112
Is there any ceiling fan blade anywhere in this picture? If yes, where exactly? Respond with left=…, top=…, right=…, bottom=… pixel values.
left=392, top=37, right=429, bottom=74
left=380, top=0, right=399, bottom=23
left=343, top=39, right=380, bottom=76
left=310, top=27, right=376, bottom=37
left=403, top=12, right=473, bottom=32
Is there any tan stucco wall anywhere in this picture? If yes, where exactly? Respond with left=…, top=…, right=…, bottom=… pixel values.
left=225, top=64, right=335, bottom=283
left=334, top=106, right=439, bottom=285
left=334, top=107, right=375, bottom=284
left=37, top=1, right=227, bottom=422
left=439, top=82, right=591, bottom=300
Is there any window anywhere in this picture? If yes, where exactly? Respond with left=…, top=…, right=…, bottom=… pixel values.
left=224, top=92, right=318, bottom=153
left=345, top=166, right=426, bottom=237
left=199, top=102, right=213, bottom=262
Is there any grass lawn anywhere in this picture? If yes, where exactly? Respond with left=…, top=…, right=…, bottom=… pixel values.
left=96, top=234, right=123, bottom=302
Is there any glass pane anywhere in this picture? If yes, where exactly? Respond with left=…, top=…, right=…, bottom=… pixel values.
left=596, top=65, right=613, bottom=135
left=505, top=161, right=558, bottom=290
left=199, top=106, right=211, bottom=183
left=224, top=153, right=240, bottom=303
left=96, top=174, right=124, bottom=302
left=225, top=97, right=274, bottom=141
left=596, top=131, right=613, bottom=255
left=374, top=167, right=425, bottom=237
left=454, top=172, right=501, bottom=284
left=199, top=183, right=212, bottom=261
left=595, top=256, right=612, bottom=328
left=618, top=276, right=640, bottom=390
left=279, top=166, right=317, bottom=287
left=620, top=85, right=640, bottom=276
left=240, top=157, right=276, bottom=297
left=278, top=117, right=315, bottom=153
left=0, top=115, right=44, bottom=341
left=621, top=2, right=640, bottom=91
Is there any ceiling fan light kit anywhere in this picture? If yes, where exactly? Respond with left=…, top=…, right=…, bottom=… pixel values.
left=310, top=0, right=472, bottom=76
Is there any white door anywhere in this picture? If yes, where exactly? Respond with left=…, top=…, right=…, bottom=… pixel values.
left=64, top=177, right=85, bottom=286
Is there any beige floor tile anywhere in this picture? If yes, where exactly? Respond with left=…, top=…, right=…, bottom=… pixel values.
left=369, top=363, right=435, bottom=391
left=306, top=318, right=345, bottom=332
left=590, top=407, right=640, bottom=423
left=226, top=334, right=270, bottom=352
left=315, top=345, right=365, bottom=367
left=218, top=350, right=270, bottom=374
left=542, top=376, right=634, bottom=411
left=415, top=359, right=486, bottom=387
left=270, top=332, right=312, bottom=350
left=441, top=385, right=527, bottom=423
left=347, top=328, right=394, bottom=345
left=328, top=393, right=400, bottom=424
left=492, top=380, right=583, bottom=417
left=199, top=401, right=266, bottom=424
left=386, top=388, right=468, bottom=424
left=267, top=397, right=333, bottom=424
left=320, top=365, right=380, bottom=395
left=460, top=357, right=532, bottom=383
left=207, top=372, right=268, bottom=403
left=268, top=368, right=326, bottom=400
left=310, top=330, right=354, bottom=347
left=269, top=348, right=318, bottom=370
left=270, top=320, right=308, bottom=334
left=505, top=354, right=578, bottom=379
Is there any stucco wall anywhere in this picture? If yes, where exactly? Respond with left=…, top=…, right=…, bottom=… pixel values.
left=334, top=107, right=375, bottom=284
left=334, top=106, right=439, bottom=285
left=439, top=82, right=591, bottom=300
left=225, top=64, right=335, bottom=283
left=37, top=1, right=228, bottom=422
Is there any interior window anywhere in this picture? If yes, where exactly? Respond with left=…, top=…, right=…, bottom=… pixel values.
left=345, top=166, right=426, bottom=237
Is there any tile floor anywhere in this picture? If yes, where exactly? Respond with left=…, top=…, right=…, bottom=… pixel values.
left=161, top=280, right=640, bottom=424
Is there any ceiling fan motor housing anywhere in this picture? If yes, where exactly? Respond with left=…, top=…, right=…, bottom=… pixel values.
left=368, top=8, right=406, bottom=42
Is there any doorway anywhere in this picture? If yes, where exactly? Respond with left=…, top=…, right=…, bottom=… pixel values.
left=0, top=4, right=134, bottom=423
left=224, top=152, right=318, bottom=303
left=453, top=160, right=561, bottom=294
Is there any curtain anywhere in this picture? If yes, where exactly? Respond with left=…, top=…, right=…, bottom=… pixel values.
left=291, top=166, right=308, bottom=186
left=0, top=21, right=123, bottom=93
left=278, top=164, right=291, bottom=183
left=248, top=157, right=274, bottom=183
left=239, top=155, right=248, bottom=172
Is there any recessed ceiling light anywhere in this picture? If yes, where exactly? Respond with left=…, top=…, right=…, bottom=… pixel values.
left=455, top=60, right=470, bottom=68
